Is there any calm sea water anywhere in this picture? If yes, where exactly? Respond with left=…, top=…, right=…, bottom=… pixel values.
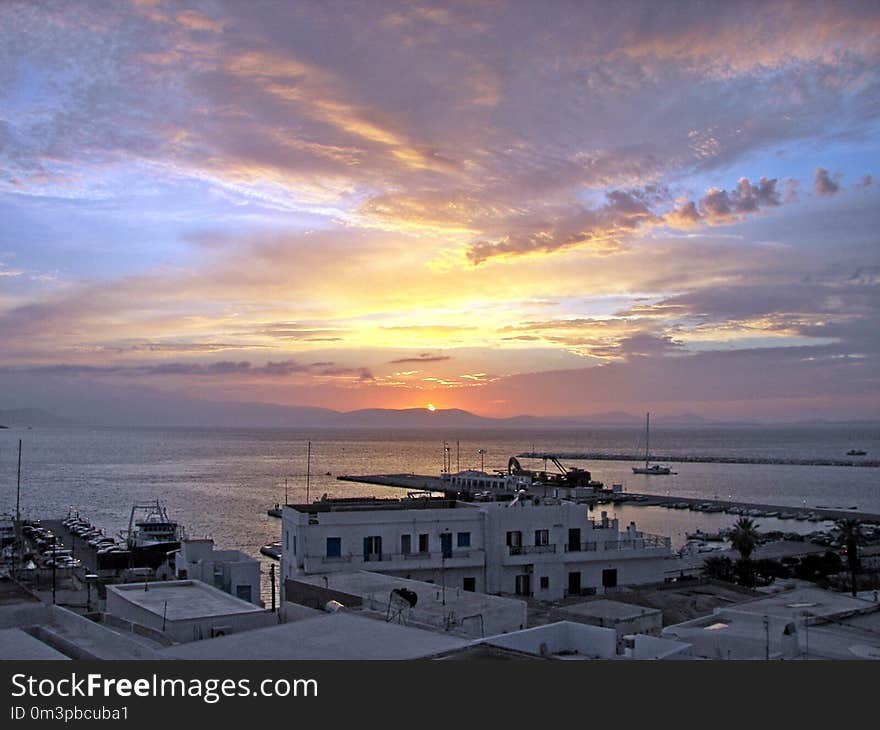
left=2, top=424, right=878, bottom=599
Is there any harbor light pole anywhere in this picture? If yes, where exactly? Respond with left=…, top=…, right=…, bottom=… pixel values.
left=478, top=449, right=486, bottom=472
left=15, top=439, right=22, bottom=525
left=763, top=615, right=769, bottom=660
left=51, top=536, right=57, bottom=605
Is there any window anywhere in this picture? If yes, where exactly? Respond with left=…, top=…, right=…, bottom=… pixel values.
left=506, top=531, right=522, bottom=547
left=535, top=529, right=549, bottom=546
left=457, top=531, right=471, bottom=548
left=540, top=576, right=549, bottom=590
left=418, top=533, right=429, bottom=553
left=463, top=577, right=476, bottom=592
left=236, top=585, right=252, bottom=602
left=401, top=534, right=412, bottom=555
left=326, top=537, right=341, bottom=558
left=292, top=535, right=296, bottom=556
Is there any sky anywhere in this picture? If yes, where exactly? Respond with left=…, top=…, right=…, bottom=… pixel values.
left=1, top=0, right=879, bottom=422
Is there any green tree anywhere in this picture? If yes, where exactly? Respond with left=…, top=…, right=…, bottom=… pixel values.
left=730, top=517, right=761, bottom=587
left=838, top=519, right=861, bottom=597
left=730, top=517, right=760, bottom=561
left=702, top=555, right=735, bottom=582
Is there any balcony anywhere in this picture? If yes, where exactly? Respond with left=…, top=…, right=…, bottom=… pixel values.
left=564, top=542, right=598, bottom=552
left=508, top=544, right=556, bottom=556
left=602, top=534, right=671, bottom=552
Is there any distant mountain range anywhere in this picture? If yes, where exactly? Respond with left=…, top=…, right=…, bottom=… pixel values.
left=0, top=408, right=76, bottom=427
left=4, top=400, right=871, bottom=430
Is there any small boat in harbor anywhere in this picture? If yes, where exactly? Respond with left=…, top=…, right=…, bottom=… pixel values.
left=260, top=541, right=281, bottom=560
left=686, top=529, right=727, bottom=542
left=847, top=449, right=867, bottom=456
left=632, top=413, right=675, bottom=475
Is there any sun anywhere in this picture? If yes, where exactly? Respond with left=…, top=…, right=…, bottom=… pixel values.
left=426, top=403, right=436, bottom=412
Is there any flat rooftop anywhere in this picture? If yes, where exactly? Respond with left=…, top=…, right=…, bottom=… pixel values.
left=555, top=599, right=661, bottom=622
left=288, top=497, right=464, bottom=513
left=108, top=580, right=264, bottom=621
left=297, top=571, right=525, bottom=617
left=0, top=628, right=69, bottom=660
left=159, top=612, right=468, bottom=660
left=728, top=587, right=876, bottom=620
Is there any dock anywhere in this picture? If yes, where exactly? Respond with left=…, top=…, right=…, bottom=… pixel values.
left=336, top=474, right=880, bottom=524
left=516, top=451, right=880, bottom=468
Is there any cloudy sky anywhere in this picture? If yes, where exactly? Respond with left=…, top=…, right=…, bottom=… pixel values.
left=1, top=0, right=878, bottom=420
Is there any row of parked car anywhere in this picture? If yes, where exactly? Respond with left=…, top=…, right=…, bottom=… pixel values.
left=62, top=515, right=128, bottom=557
left=22, top=523, right=82, bottom=569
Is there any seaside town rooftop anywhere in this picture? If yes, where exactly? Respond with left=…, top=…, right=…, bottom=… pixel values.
left=287, top=497, right=465, bottom=513
left=106, top=580, right=265, bottom=622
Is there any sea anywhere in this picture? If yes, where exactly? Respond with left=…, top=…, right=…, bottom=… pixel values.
left=2, top=423, right=879, bottom=601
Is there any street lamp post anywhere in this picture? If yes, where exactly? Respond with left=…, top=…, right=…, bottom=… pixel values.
left=478, top=449, right=486, bottom=472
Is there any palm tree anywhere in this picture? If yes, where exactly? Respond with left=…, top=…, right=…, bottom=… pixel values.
left=838, top=519, right=861, bottom=597
left=730, top=517, right=760, bottom=562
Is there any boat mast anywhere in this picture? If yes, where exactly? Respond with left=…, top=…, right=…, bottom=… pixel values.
left=645, top=412, right=650, bottom=468
left=305, top=440, right=311, bottom=504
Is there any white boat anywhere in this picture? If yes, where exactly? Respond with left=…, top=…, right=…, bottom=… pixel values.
left=632, top=413, right=674, bottom=475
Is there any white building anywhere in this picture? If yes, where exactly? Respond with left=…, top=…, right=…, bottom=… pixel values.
left=174, top=538, right=262, bottom=606
left=469, top=621, right=691, bottom=660
left=285, top=570, right=528, bottom=638
left=281, top=496, right=672, bottom=601
left=105, top=580, right=276, bottom=643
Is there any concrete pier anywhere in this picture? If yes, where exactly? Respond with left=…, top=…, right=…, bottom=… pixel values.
left=517, top=451, right=880, bottom=468
left=336, top=474, right=880, bottom=524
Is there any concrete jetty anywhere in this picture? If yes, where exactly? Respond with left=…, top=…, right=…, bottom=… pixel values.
left=517, top=451, right=880, bottom=468
left=336, top=474, right=880, bottom=524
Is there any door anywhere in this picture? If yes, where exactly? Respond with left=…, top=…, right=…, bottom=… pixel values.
left=515, top=574, right=531, bottom=596
left=440, top=532, right=453, bottom=559
left=568, top=528, right=581, bottom=551
left=568, top=571, right=581, bottom=596
left=602, top=568, right=618, bottom=589
left=363, top=536, right=382, bottom=562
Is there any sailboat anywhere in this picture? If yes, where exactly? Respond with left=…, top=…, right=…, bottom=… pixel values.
left=632, top=413, right=673, bottom=475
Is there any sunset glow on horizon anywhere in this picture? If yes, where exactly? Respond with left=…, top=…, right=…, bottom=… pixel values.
left=1, top=1, right=879, bottom=422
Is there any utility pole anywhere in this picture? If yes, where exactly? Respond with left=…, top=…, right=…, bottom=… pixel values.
left=270, top=563, right=277, bottom=611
